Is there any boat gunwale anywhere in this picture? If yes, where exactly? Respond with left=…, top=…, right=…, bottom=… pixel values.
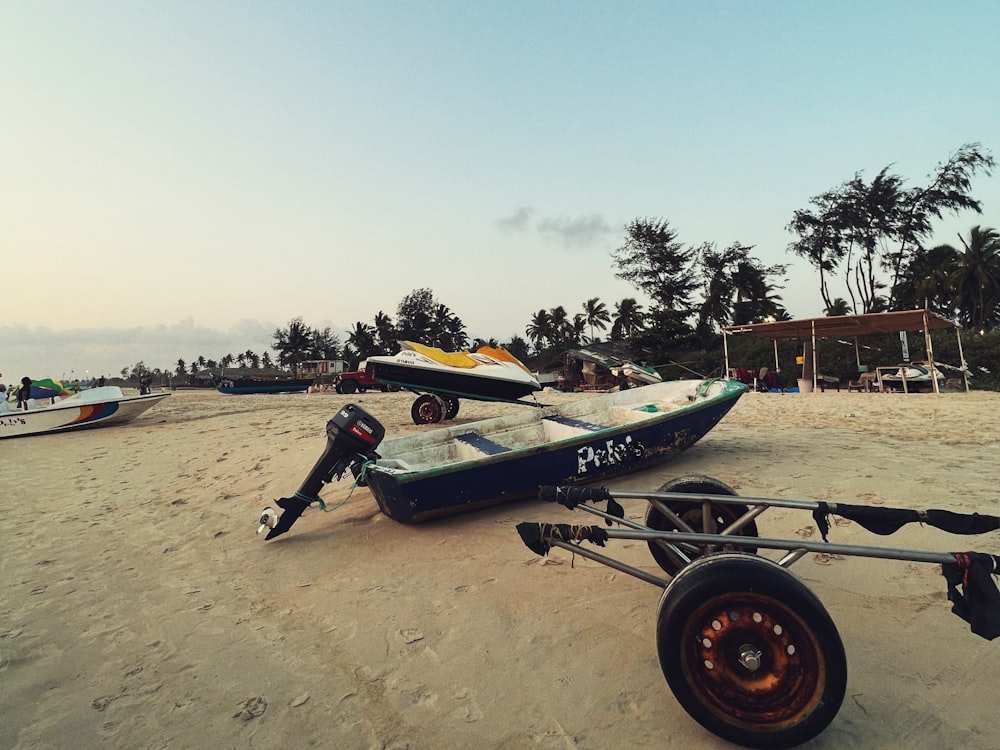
left=368, top=380, right=745, bottom=484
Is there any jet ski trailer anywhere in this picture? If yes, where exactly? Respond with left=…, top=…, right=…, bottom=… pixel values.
left=516, top=477, right=1000, bottom=749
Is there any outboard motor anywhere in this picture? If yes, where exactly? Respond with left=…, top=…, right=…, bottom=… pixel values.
left=258, top=403, right=385, bottom=540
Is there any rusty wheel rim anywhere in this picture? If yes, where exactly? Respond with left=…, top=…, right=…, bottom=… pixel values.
left=680, top=592, right=827, bottom=730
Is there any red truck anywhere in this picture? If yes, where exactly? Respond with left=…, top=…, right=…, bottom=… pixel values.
left=332, top=361, right=400, bottom=394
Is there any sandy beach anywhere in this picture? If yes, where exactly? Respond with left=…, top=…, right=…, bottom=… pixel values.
left=3, top=386, right=999, bottom=749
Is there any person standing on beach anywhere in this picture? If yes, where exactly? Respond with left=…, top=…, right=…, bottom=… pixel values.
left=17, top=376, right=32, bottom=410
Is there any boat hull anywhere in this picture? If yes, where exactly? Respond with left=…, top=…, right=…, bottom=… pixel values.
left=360, top=379, right=746, bottom=523
left=216, top=379, right=313, bottom=395
left=367, top=359, right=540, bottom=401
left=0, top=387, right=169, bottom=439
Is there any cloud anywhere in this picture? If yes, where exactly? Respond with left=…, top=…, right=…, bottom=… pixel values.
left=496, top=206, right=535, bottom=232
left=496, top=208, right=617, bottom=248
left=537, top=214, right=616, bottom=247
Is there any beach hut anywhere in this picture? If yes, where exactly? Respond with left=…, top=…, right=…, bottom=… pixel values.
left=722, top=309, right=966, bottom=393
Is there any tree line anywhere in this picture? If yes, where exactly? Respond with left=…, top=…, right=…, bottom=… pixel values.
left=125, top=142, right=998, bottom=388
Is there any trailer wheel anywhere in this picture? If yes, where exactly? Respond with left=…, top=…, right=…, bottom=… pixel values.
left=411, top=394, right=445, bottom=424
left=442, top=395, right=460, bottom=420
left=645, top=475, right=758, bottom=576
left=656, top=553, right=846, bottom=749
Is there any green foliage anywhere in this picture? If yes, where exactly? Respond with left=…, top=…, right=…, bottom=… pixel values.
left=787, top=143, right=995, bottom=313
left=502, top=335, right=530, bottom=362
left=395, top=288, right=467, bottom=351
left=612, top=218, right=698, bottom=313
left=272, top=317, right=342, bottom=369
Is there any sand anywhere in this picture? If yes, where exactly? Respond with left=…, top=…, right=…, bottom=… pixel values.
left=2, top=386, right=999, bottom=749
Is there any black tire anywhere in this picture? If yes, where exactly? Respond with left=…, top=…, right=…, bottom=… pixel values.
left=645, top=475, right=759, bottom=576
left=656, top=553, right=847, bottom=749
left=411, top=394, right=445, bottom=425
left=442, top=395, right=460, bottom=420
left=334, top=380, right=346, bottom=395
left=340, top=380, right=358, bottom=395
left=387, top=384, right=401, bottom=392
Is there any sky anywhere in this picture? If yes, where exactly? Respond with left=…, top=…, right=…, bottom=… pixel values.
left=3, top=1, right=999, bottom=382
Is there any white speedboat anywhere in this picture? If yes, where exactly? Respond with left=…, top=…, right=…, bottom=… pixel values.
left=0, top=386, right=169, bottom=438
left=366, top=341, right=542, bottom=423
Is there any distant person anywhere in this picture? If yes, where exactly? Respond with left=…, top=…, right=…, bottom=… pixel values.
left=17, top=376, right=32, bottom=410
left=98, top=375, right=106, bottom=387
left=139, top=373, right=152, bottom=395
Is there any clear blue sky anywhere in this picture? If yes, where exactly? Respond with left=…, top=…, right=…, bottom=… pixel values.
left=3, top=1, right=998, bottom=381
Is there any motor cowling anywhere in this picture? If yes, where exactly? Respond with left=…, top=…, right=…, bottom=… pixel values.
left=262, top=404, right=385, bottom=540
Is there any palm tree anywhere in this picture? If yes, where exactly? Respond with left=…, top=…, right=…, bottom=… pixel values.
left=611, top=298, right=645, bottom=340
left=548, top=306, right=570, bottom=348
left=428, top=304, right=457, bottom=348
left=525, top=309, right=554, bottom=352
left=272, top=317, right=314, bottom=369
left=946, top=225, right=1000, bottom=330
left=824, top=298, right=852, bottom=316
left=373, top=311, right=396, bottom=354
left=347, top=322, right=378, bottom=361
left=568, top=314, right=587, bottom=347
left=892, top=243, right=958, bottom=313
left=581, top=297, right=611, bottom=343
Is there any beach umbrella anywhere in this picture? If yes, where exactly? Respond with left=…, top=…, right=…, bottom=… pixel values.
left=28, top=378, right=72, bottom=399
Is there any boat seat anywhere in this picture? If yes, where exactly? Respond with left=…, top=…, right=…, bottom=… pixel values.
left=455, top=432, right=511, bottom=456
left=542, top=415, right=607, bottom=432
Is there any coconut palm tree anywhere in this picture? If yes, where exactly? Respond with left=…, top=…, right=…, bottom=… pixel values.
left=373, top=311, right=397, bottom=354
left=581, top=297, right=611, bottom=343
left=946, top=225, right=1000, bottom=330
left=547, top=306, right=570, bottom=348
left=347, top=322, right=378, bottom=361
left=824, top=298, right=852, bottom=316
left=611, top=298, right=645, bottom=340
left=568, top=314, right=587, bottom=347
left=525, top=309, right=554, bottom=352
left=891, top=243, right=959, bottom=313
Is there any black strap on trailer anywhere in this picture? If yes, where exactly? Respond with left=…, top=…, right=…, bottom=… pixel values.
left=538, top=486, right=625, bottom=521
left=942, top=553, right=1000, bottom=641
left=516, top=522, right=609, bottom=556
left=813, top=502, right=1000, bottom=542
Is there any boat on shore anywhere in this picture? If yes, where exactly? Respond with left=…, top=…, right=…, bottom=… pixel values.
left=211, top=373, right=314, bottom=395
left=620, top=361, right=663, bottom=386
left=366, top=341, right=543, bottom=424
left=0, top=386, right=169, bottom=439
left=257, top=378, right=747, bottom=537
left=367, top=341, right=541, bottom=400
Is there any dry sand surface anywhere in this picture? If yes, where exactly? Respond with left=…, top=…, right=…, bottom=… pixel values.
left=2, top=386, right=1000, bottom=749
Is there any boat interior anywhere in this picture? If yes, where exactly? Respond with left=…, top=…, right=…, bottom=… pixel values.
left=376, top=384, right=713, bottom=471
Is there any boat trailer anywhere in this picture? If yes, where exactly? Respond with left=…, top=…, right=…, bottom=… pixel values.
left=516, top=476, right=1000, bottom=749
left=397, top=385, right=547, bottom=425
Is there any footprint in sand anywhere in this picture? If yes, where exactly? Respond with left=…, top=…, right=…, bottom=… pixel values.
left=813, top=552, right=844, bottom=565
left=233, top=696, right=267, bottom=720
left=398, top=627, right=424, bottom=644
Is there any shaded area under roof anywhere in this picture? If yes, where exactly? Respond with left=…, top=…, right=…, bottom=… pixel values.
left=723, top=309, right=960, bottom=340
